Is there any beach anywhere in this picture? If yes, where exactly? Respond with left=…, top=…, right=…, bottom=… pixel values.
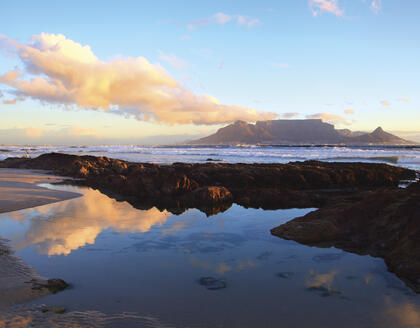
left=0, top=169, right=81, bottom=214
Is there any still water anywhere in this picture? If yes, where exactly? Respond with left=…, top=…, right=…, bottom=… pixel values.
left=0, top=185, right=419, bottom=327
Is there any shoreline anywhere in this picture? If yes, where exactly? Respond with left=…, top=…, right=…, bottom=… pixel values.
left=0, top=168, right=82, bottom=214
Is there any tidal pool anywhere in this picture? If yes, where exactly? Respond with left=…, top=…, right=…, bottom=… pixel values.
left=0, top=185, right=419, bottom=327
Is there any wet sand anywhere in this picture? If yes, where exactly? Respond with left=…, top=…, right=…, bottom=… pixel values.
left=0, top=168, right=81, bottom=213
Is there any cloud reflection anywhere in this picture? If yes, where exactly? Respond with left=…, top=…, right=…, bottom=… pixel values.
left=8, top=187, right=171, bottom=256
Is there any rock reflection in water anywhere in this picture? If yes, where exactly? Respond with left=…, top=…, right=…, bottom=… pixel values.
left=7, top=186, right=171, bottom=255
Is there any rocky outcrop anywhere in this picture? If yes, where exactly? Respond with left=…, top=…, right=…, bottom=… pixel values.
left=0, top=153, right=415, bottom=215
left=271, top=180, right=420, bottom=292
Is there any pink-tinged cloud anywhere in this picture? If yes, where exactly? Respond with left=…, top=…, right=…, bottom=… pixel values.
left=281, top=112, right=299, bottom=118
left=380, top=100, right=390, bottom=107
left=274, top=63, right=289, bottom=68
left=306, top=112, right=350, bottom=125
left=3, top=99, right=17, bottom=105
left=218, top=61, right=224, bottom=70
left=0, top=33, right=276, bottom=125
left=180, top=35, right=191, bottom=41
left=370, top=0, right=382, bottom=13
left=344, top=108, right=355, bottom=115
left=399, top=97, right=409, bottom=102
left=188, top=13, right=259, bottom=29
left=158, top=51, right=187, bottom=68
left=309, top=0, right=344, bottom=17
left=213, top=12, right=232, bottom=24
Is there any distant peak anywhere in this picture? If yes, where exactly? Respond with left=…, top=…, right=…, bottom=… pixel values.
left=373, top=127, right=384, bottom=133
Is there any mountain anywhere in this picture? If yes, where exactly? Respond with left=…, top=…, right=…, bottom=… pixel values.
left=347, top=127, right=412, bottom=145
left=189, top=119, right=416, bottom=145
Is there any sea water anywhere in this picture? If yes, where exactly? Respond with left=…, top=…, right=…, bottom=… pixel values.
left=1, top=145, right=420, bottom=171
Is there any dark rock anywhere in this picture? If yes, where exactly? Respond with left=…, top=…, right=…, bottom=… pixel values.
left=198, top=277, right=227, bottom=290
left=271, top=181, right=420, bottom=293
left=276, top=272, right=295, bottom=279
left=0, top=153, right=414, bottom=216
left=31, top=278, right=69, bottom=294
left=41, top=306, right=67, bottom=314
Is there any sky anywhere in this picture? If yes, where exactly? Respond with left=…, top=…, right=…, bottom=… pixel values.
left=1, top=0, right=419, bottom=145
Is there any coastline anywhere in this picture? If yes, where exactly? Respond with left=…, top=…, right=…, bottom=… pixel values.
left=0, top=168, right=82, bottom=214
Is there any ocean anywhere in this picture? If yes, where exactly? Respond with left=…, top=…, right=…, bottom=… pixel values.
left=1, top=144, right=420, bottom=170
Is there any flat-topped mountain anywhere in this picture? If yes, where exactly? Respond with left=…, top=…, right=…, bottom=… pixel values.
left=190, top=119, right=416, bottom=145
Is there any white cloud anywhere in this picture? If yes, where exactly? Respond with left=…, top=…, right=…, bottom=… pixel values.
left=0, top=33, right=276, bottom=125
left=273, top=63, right=289, bottom=68
left=158, top=51, right=187, bottom=68
left=370, top=0, right=382, bottom=13
left=213, top=12, right=232, bottom=24
left=306, top=112, right=350, bottom=125
left=180, top=35, right=191, bottom=41
left=188, top=13, right=260, bottom=29
left=309, top=0, right=344, bottom=17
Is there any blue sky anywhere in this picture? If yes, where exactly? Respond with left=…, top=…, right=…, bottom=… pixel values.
left=1, top=0, right=419, bottom=144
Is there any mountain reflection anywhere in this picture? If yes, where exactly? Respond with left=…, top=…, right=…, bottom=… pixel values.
left=8, top=187, right=171, bottom=256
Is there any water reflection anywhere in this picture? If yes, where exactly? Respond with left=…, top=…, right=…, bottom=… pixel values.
left=0, top=186, right=419, bottom=327
left=6, top=186, right=171, bottom=256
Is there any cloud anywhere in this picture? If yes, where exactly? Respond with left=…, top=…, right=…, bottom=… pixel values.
left=218, top=61, right=224, bottom=70
left=3, top=99, right=17, bottom=105
left=380, top=100, right=390, bottom=107
left=213, top=12, right=232, bottom=24
left=2, top=95, right=25, bottom=105
left=61, top=126, right=99, bottom=137
left=309, top=0, right=344, bottom=17
left=24, top=127, right=43, bottom=137
left=306, top=112, right=350, bottom=125
left=0, top=33, right=276, bottom=125
left=10, top=188, right=171, bottom=255
left=344, top=108, right=355, bottom=115
left=0, top=90, right=3, bottom=98
left=399, top=97, right=409, bottom=102
left=0, top=125, right=100, bottom=145
left=158, top=51, right=187, bottom=68
left=306, top=269, right=339, bottom=291
left=273, top=63, right=289, bottom=68
left=281, top=112, right=299, bottom=118
left=180, top=35, right=191, bottom=41
left=188, top=13, right=259, bottom=29
left=370, top=0, right=382, bottom=13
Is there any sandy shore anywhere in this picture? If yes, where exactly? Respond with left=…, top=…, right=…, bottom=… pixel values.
left=0, top=168, right=81, bottom=213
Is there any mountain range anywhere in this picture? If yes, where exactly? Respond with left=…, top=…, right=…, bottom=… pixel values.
left=190, top=119, right=416, bottom=145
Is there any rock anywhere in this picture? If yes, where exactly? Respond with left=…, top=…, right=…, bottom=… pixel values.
left=198, top=277, right=227, bottom=290
left=189, top=186, right=232, bottom=204
left=0, top=153, right=415, bottom=216
left=271, top=183, right=420, bottom=293
left=31, top=278, right=69, bottom=294
left=42, top=306, right=67, bottom=314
